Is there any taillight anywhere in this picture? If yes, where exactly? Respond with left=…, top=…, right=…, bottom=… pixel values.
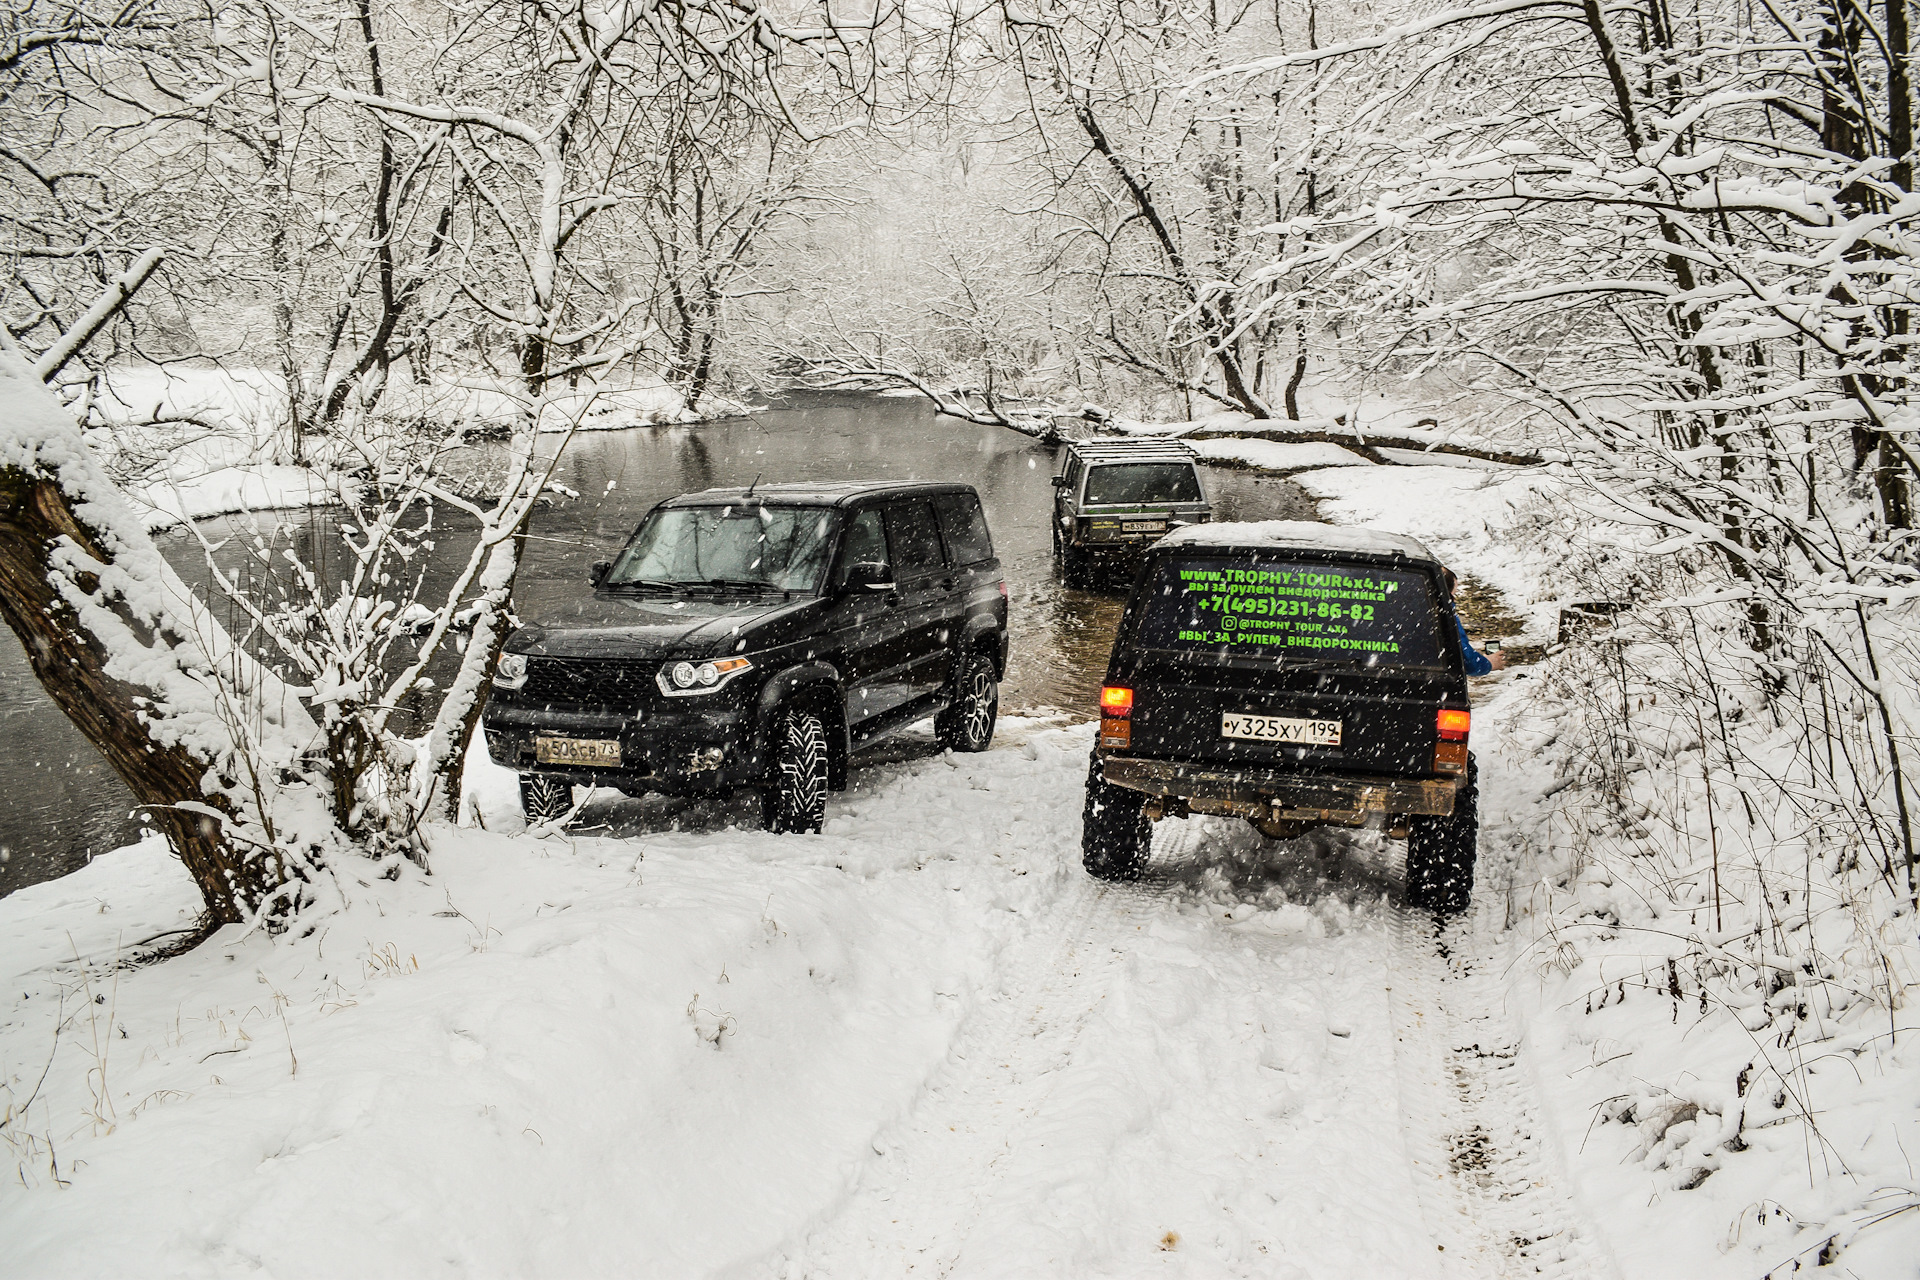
left=1099, top=686, right=1133, bottom=749
left=997, top=580, right=1008, bottom=601
left=1437, top=708, right=1470, bottom=741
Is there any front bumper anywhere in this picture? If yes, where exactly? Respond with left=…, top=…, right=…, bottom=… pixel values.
left=1097, top=754, right=1462, bottom=823
left=482, top=701, right=761, bottom=795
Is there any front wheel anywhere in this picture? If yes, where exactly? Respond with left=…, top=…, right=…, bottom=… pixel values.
left=1082, top=751, right=1150, bottom=880
left=764, top=707, right=828, bottom=834
left=519, top=773, right=575, bottom=827
left=935, top=647, right=998, bottom=752
left=1406, top=756, right=1479, bottom=912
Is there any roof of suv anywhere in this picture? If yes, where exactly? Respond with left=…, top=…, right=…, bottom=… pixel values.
left=1157, top=519, right=1438, bottom=563
left=659, top=480, right=973, bottom=508
left=1065, top=439, right=1198, bottom=463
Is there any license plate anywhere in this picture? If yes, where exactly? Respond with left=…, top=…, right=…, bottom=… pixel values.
left=535, top=735, right=622, bottom=767
left=1221, top=713, right=1341, bottom=746
left=1122, top=520, right=1167, bottom=533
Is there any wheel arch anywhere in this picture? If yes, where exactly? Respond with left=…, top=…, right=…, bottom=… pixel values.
left=755, top=662, right=850, bottom=791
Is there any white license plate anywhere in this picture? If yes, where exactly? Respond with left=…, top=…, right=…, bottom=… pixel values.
left=1122, top=520, right=1167, bottom=533
left=1221, top=713, right=1342, bottom=746
left=535, top=735, right=622, bottom=767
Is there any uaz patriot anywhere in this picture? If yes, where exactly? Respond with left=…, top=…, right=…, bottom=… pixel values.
left=483, top=482, right=1009, bottom=832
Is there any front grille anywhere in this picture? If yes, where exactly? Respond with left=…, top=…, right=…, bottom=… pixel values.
left=518, top=656, right=655, bottom=710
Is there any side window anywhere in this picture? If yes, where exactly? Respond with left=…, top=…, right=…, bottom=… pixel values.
left=836, top=509, right=889, bottom=582
left=934, top=493, right=993, bottom=565
left=1064, top=459, right=1083, bottom=496
left=886, top=500, right=946, bottom=573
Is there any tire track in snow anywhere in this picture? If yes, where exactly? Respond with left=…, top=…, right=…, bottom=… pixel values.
left=782, top=867, right=1149, bottom=1277
left=1388, top=891, right=1617, bottom=1280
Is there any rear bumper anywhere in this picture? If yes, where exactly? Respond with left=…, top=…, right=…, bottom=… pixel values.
left=1097, top=754, right=1462, bottom=822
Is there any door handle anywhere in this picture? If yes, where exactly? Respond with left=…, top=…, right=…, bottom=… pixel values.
left=885, top=591, right=902, bottom=607
left=940, top=577, right=955, bottom=591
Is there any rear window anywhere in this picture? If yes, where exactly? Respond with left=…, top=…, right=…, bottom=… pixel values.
left=1083, top=463, right=1201, bottom=505
left=1134, top=556, right=1448, bottom=666
left=934, top=492, right=994, bottom=565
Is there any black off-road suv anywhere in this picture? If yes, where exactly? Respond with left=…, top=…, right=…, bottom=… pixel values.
left=484, top=482, right=1008, bottom=832
left=1082, top=521, right=1479, bottom=910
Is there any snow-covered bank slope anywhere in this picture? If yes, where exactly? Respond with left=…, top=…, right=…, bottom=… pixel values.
left=0, top=723, right=1082, bottom=1275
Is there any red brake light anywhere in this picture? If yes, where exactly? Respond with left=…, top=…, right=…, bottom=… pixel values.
left=1437, top=708, right=1470, bottom=741
left=1101, top=686, right=1134, bottom=717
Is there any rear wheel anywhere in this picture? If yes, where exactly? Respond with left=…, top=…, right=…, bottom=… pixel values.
left=519, top=774, right=574, bottom=827
left=1082, top=751, right=1150, bottom=880
left=1061, top=544, right=1093, bottom=588
left=935, top=647, right=998, bottom=752
left=1406, top=756, right=1478, bottom=912
left=764, top=707, right=828, bottom=834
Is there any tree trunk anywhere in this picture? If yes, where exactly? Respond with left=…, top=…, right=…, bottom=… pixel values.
left=0, top=469, right=264, bottom=922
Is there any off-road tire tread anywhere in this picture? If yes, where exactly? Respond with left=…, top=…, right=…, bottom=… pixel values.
left=520, top=774, right=573, bottom=826
left=767, top=708, right=829, bottom=834
left=1405, top=755, right=1479, bottom=912
left=1081, top=751, right=1149, bottom=880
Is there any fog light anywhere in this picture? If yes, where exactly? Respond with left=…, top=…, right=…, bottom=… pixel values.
left=686, top=746, right=726, bottom=771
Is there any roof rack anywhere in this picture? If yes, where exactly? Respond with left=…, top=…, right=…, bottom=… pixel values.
left=1064, top=438, right=1199, bottom=461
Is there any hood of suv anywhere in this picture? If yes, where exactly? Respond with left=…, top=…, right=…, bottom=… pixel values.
left=507, top=592, right=820, bottom=660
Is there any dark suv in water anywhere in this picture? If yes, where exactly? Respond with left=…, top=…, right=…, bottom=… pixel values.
left=484, top=482, right=1008, bottom=832
left=1081, top=521, right=1479, bottom=910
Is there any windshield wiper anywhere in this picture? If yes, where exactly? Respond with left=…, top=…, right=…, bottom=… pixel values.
left=608, top=578, right=681, bottom=593
left=679, top=578, right=779, bottom=593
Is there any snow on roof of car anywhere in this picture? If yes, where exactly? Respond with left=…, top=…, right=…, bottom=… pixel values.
left=1158, top=519, right=1437, bottom=562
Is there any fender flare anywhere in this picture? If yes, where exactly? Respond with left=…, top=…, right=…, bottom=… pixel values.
left=753, top=662, right=849, bottom=789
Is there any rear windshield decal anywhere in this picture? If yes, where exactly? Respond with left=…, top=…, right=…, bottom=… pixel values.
left=1136, top=557, right=1447, bottom=666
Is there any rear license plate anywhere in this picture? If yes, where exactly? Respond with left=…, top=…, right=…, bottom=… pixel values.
left=1122, top=520, right=1167, bottom=533
left=1221, top=713, right=1341, bottom=746
left=535, top=735, right=622, bottom=767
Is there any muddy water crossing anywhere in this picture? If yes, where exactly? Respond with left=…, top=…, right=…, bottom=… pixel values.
left=0, top=393, right=1312, bottom=896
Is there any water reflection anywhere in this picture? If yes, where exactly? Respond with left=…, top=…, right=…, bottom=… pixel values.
left=0, top=393, right=1311, bottom=895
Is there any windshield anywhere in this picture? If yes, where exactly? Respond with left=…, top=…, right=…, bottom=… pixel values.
left=1134, top=556, right=1448, bottom=667
left=1083, top=462, right=1202, bottom=505
left=608, top=505, right=838, bottom=592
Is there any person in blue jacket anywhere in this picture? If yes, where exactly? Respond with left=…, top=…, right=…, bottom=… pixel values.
left=1441, top=567, right=1505, bottom=675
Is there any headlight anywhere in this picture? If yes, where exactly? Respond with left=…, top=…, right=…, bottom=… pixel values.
left=493, top=651, right=528, bottom=690
left=657, top=656, right=754, bottom=696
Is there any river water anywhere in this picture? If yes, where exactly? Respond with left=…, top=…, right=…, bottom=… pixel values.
left=0, top=392, right=1313, bottom=897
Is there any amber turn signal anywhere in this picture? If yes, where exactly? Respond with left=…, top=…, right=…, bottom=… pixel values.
left=1433, top=740, right=1469, bottom=774
left=1099, top=719, right=1132, bottom=749
left=1100, top=686, right=1134, bottom=717
left=1436, top=708, right=1470, bottom=741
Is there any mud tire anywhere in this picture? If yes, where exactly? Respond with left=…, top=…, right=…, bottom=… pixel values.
left=519, top=773, right=574, bottom=827
left=934, top=648, right=999, bottom=752
left=1406, top=755, right=1478, bottom=912
left=765, top=707, right=829, bottom=834
left=1081, top=751, right=1150, bottom=880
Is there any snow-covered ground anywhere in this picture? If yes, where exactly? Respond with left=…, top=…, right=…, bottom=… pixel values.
left=0, top=713, right=1615, bottom=1278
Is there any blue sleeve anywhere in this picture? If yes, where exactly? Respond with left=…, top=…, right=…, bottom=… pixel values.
left=1455, top=617, right=1492, bottom=676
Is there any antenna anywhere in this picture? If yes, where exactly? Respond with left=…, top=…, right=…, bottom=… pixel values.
left=744, top=473, right=761, bottom=497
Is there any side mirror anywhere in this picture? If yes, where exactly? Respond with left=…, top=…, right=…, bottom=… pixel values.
left=839, top=561, right=896, bottom=594
left=1051, top=475, right=1070, bottom=489
left=590, top=560, right=612, bottom=588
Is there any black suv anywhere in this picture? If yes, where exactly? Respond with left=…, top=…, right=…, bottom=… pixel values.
left=1081, top=521, right=1479, bottom=910
left=484, top=482, right=1008, bottom=832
